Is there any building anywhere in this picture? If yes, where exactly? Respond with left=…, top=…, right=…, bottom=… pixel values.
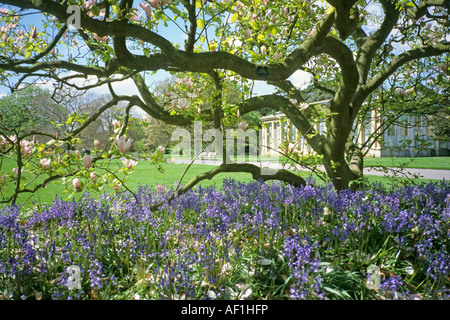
left=260, top=101, right=449, bottom=158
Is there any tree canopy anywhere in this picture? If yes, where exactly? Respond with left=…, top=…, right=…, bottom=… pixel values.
left=0, top=0, right=449, bottom=201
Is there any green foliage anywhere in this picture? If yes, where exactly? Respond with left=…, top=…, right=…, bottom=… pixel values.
left=0, top=86, right=54, bottom=135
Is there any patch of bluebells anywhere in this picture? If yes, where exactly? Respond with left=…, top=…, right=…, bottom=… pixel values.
left=282, top=234, right=323, bottom=299
left=380, top=275, right=404, bottom=300
left=0, top=179, right=449, bottom=300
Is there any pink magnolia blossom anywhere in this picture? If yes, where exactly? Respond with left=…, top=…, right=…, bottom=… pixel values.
left=40, top=158, right=51, bottom=169
left=238, top=121, right=248, bottom=130
left=112, top=119, right=121, bottom=127
left=171, top=99, right=177, bottom=109
left=148, top=0, right=162, bottom=8
left=20, top=140, right=32, bottom=158
left=12, top=168, right=23, bottom=175
left=158, top=146, right=165, bottom=153
left=115, top=135, right=133, bottom=154
left=82, top=155, right=92, bottom=169
left=273, top=52, right=282, bottom=60
left=73, top=178, right=81, bottom=192
left=94, top=139, right=100, bottom=148
left=90, top=172, right=97, bottom=183
left=112, top=182, right=122, bottom=191
left=140, top=2, right=153, bottom=19
left=122, top=158, right=138, bottom=169
left=31, top=26, right=37, bottom=39
left=299, top=102, right=308, bottom=110
left=260, top=45, right=266, bottom=55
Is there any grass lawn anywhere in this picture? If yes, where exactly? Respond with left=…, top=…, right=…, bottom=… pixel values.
left=1, top=156, right=446, bottom=209
left=363, top=156, right=450, bottom=170
left=167, top=154, right=450, bottom=170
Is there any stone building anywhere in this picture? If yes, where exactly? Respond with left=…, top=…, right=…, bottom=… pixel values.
left=260, top=101, right=449, bottom=158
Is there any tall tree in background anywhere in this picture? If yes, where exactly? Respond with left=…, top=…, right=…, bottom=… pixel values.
left=0, top=0, right=448, bottom=193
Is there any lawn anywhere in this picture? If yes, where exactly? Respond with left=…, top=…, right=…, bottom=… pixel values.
left=1, top=156, right=446, bottom=209
left=363, top=156, right=450, bottom=170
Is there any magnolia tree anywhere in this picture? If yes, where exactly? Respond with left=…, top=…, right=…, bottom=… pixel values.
left=0, top=0, right=449, bottom=203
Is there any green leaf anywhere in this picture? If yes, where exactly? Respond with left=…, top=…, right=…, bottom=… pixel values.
left=112, top=5, right=120, bottom=15
left=197, top=19, right=204, bottom=29
left=91, top=5, right=100, bottom=16
left=231, top=12, right=239, bottom=23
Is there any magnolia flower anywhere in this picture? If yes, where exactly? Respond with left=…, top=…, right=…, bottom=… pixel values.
left=140, top=2, right=153, bottom=19
left=273, top=52, right=282, bottom=60
left=299, top=102, right=308, bottom=110
left=158, top=146, right=165, bottom=154
left=112, top=119, right=121, bottom=128
left=171, top=99, right=177, bottom=109
left=94, top=139, right=100, bottom=148
left=40, top=158, right=51, bottom=169
left=20, top=140, right=32, bottom=158
left=31, top=26, right=37, bottom=39
left=9, top=135, right=17, bottom=143
left=122, top=158, right=138, bottom=169
left=12, top=168, right=23, bottom=175
left=90, top=172, right=97, bottom=183
left=83, top=155, right=92, bottom=169
left=397, top=88, right=407, bottom=95
left=238, top=121, right=248, bottom=130
left=112, top=182, right=122, bottom=191
left=236, top=109, right=241, bottom=118
left=244, top=29, right=252, bottom=38
left=115, top=135, right=133, bottom=154
left=260, top=45, right=267, bottom=55
left=73, top=178, right=81, bottom=192
left=149, top=0, right=162, bottom=7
